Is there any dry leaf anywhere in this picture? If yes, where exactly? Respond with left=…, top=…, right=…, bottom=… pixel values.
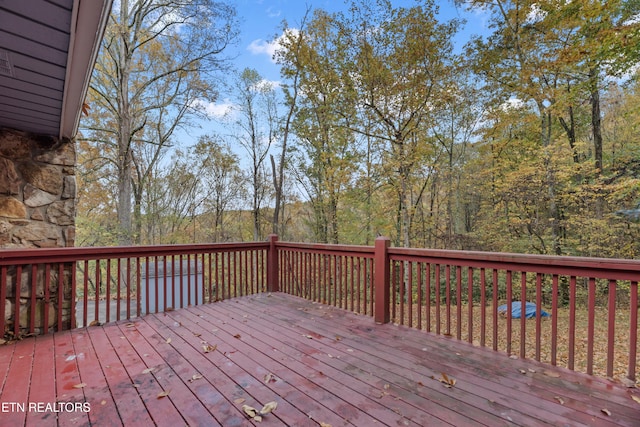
left=383, top=384, right=390, bottom=390
left=125, top=323, right=136, bottom=328
left=242, top=404, right=257, bottom=417
left=601, top=408, right=611, bottom=416
left=193, top=333, right=202, bottom=337
left=73, top=383, right=87, bottom=389
left=264, top=373, right=276, bottom=383
left=89, top=320, right=101, bottom=327
left=234, top=398, right=246, bottom=404
left=554, top=396, right=565, bottom=405
left=157, top=390, right=170, bottom=398
left=518, top=369, right=527, bottom=374
left=260, top=401, right=278, bottom=414
left=233, top=334, right=241, bottom=339
left=189, top=374, right=203, bottom=382
left=438, top=373, right=456, bottom=388
left=165, top=337, right=172, bottom=344
left=100, top=400, right=106, bottom=405
left=303, top=334, right=313, bottom=339
left=544, top=370, right=561, bottom=378
left=142, top=367, right=155, bottom=374
left=320, top=423, right=332, bottom=427
left=631, top=395, right=640, bottom=404
left=202, top=344, right=217, bottom=353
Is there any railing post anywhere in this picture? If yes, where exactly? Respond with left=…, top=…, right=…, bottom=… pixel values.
left=267, top=234, right=279, bottom=292
left=374, top=236, right=391, bottom=324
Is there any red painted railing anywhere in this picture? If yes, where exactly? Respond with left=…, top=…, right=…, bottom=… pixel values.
left=275, top=236, right=639, bottom=382
left=0, top=235, right=638, bottom=381
left=0, top=242, right=268, bottom=335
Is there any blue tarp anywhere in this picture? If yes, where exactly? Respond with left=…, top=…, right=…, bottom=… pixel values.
left=497, top=301, right=550, bottom=319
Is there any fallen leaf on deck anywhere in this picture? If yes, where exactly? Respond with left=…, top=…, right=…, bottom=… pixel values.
left=601, top=408, right=611, bottom=416
left=383, top=384, right=390, bottom=390
left=303, top=334, right=313, bottom=339
left=89, top=320, right=101, bottom=326
left=157, top=390, right=170, bottom=398
left=320, top=423, right=332, bottom=427
left=242, top=404, right=258, bottom=417
left=631, top=395, right=640, bottom=404
left=125, top=323, right=136, bottom=328
left=544, top=370, right=561, bottom=378
left=189, top=374, right=203, bottom=382
left=234, top=398, right=245, bottom=404
left=554, top=396, right=565, bottom=405
left=335, top=335, right=342, bottom=341
left=142, top=368, right=155, bottom=374
left=193, top=333, right=202, bottom=337
left=202, top=344, right=217, bottom=353
left=234, top=334, right=241, bottom=339
left=253, top=415, right=263, bottom=422
left=100, top=400, right=106, bottom=405
left=438, top=373, right=456, bottom=388
left=165, top=337, right=172, bottom=344
left=260, top=401, right=278, bottom=414
left=518, top=369, right=527, bottom=374
left=73, top=383, right=87, bottom=389
left=165, top=307, right=174, bottom=312
left=264, top=373, right=276, bottom=383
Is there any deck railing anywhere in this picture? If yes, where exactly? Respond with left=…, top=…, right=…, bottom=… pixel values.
left=275, top=236, right=639, bottom=382
left=0, top=242, right=269, bottom=335
left=0, top=235, right=638, bottom=381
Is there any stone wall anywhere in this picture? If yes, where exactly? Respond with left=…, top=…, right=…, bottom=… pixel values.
left=0, top=128, right=76, bottom=248
left=0, top=128, right=76, bottom=336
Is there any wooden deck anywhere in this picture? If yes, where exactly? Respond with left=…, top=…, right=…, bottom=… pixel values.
left=0, top=293, right=638, bottom=426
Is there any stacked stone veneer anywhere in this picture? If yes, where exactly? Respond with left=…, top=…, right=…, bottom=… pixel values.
left=1, top=128, right=76, bottom=336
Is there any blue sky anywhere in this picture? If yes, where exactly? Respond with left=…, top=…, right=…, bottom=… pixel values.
left=233, top=0, right=487, bottom=81
left=192, top=1, right=488, bottom=121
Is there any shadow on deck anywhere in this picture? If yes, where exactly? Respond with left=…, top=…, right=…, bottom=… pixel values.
left=0, top=293, right=638, bottom=426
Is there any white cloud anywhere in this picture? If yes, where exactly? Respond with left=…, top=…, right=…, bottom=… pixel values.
left=192, top=98, right=235, bottom=119
left=247, top=28, right=300, bottom=63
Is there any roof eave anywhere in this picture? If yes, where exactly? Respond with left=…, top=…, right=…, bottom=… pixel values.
left=59, top=0, right=112, bottom=140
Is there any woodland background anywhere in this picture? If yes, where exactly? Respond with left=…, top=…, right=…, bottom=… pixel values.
left=77, top=0, right=640, bottom=259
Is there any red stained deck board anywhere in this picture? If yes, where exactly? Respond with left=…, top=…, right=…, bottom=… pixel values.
left=207, top=299, right=506, bottom=426
left=129, top=318, right=244, bottom=427
left=147, top=308, right=344, bottom=427
left=24, top=334, right=57, bottom=426
left=100, top=320, right=186, bottom=426
left=197, top=301, right=461, bottom=426
left=238, top=294, right=640, bottom=426
left=219, top=297, right=529, bottom=426
left=0, top=337, right=34, bottom=426
left=68, top=329, right=122, bottom=427
left=171, top=303, right=411, bottom=427
left=84, top=326, right=155, bottom=426
left=235, top=299, right=570, bottom=425
left=0, top=292, right=638, bottom=427
left=112, top=320, right=222, bottom=427
left=53, top=331, right=91, bottom=426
